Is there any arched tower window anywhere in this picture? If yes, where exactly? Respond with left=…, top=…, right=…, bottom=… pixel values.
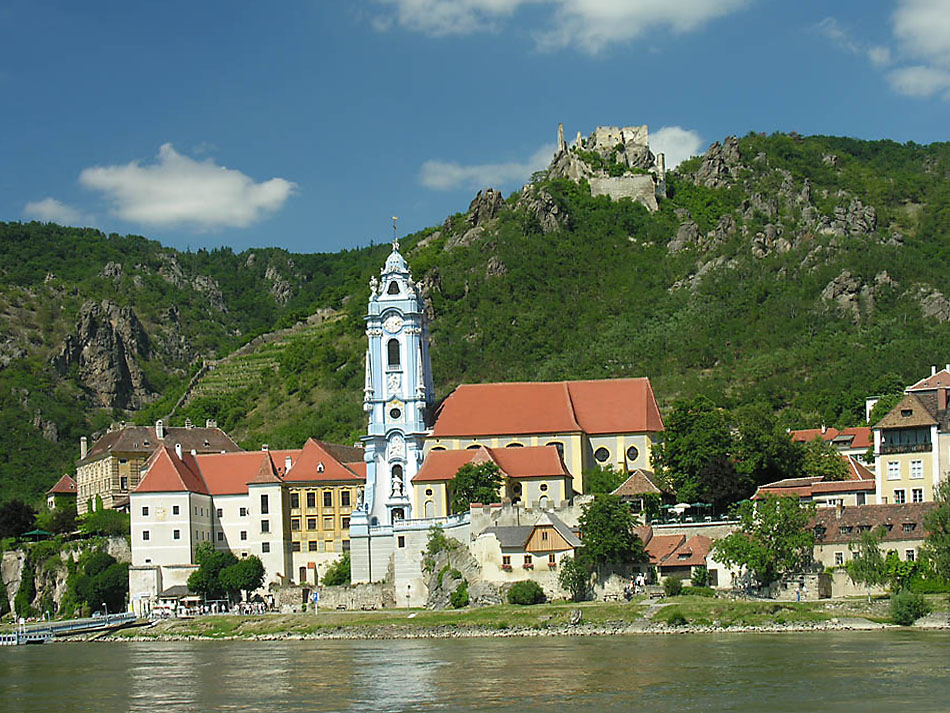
left=387, top=339, right=400, bottom=368
left=387, top=281, right=400, bottom=295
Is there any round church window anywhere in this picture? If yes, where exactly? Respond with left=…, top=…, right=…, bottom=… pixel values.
left=626, top=445, right=639, bottom=462
left=390, top=408, right=402, bottom=420
left=594, top=447, right=610, bottom=463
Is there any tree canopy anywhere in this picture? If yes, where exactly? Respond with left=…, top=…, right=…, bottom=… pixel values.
left=714, top=495, right=816, bottom=586
left=577, top=495, right=645, bottom=569
left=451, top=462, right=503, bottom=514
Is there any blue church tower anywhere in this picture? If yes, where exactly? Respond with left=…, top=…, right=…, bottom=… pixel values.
left=352, top=238, right=434, bottom=529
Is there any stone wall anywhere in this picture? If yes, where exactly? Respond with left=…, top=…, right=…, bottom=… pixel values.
left=272, top=580, right=396, bottom=612
left=588, top=176, right=659, bottom=212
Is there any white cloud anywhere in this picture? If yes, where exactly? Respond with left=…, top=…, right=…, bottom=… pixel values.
left=887, top=64, right=950, bottom=96
left=650, top=126, right=703, bottom=169
left=372, top=0, right=752, bottom=52
left=78, top=144, right=296, bottom=230
left=816, top=17, right=892, bottom=68
left=893, top=0, right=950, bottom=66
left=420, top=143, right=556, bottom=190
left=23, top=197, right=85, bottom=225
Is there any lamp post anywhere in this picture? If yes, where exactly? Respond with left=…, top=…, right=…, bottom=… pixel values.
left=406, top=583, right=411, bottom=610
left=102, top=602, right=108, bottom=617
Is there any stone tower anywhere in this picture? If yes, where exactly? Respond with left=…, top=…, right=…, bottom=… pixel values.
left=352, top=240, right=434, bottom=528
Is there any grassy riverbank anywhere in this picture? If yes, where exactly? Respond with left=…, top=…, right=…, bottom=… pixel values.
left=101, top=595, right=950, bottom=641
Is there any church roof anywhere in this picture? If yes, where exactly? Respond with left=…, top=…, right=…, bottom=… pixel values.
left=412, top=445, right=570, bottom=483
left=430, top=378, right=664, bottom=438
left=283, top=439, right=364, bottom=482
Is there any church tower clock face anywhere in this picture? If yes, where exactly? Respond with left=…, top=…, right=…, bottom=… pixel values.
left=383, top=314, right=403, bottom=333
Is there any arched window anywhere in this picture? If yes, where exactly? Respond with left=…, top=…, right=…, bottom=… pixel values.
left=387, top=339, right=400, bottom=368
left=387, top=281, right=400, bottom=295
left=424, top=500, right=435, bottom=518
left=506, top=442, right=524, bottom=448
left=466, top=444, right=483, bottom=450
left=431, top=446, right=446, bottom=451
left=546, top=441, right=565, bottom=459
left=538, top=495, right=549, bottom=510
left=391, top=464, right=403, bottom=480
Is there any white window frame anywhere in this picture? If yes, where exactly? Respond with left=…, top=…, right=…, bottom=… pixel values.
left=912, top=488, right=924, bottom=503
left=887, top=461, right=901, bottom=481
left=894, top=489, right=906, bottom=504
left=834, top=552, right=844, bottom=566
left=910, top=460, right=924, bottom=480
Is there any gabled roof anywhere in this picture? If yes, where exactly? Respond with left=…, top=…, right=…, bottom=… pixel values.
left=537, top=512, right=583, bottom=548
left=790, top=427, right=872, bottom=450
left=754, top=456, right=875, bottom=500
left=47, top=473, right=76, bottom=495
left=135, top=447, right=208, bottom=495
left=430, top=378, right=664, bottom=438
left=663, top=535, right=713, bottom=568
left=874, top=393, right=938, bottom=429
left=283, top=439, right=363, bottom=482
left=80, top=424, right=241, bottom=466
left=412, top=445, right=571, bottom=483
left=482, top=512, right=582, bottom=550
left=907, top=368, right=950, bottom=392
left=643, top=532, right=686, bottom=565
left=611, top=469, right=670, bottom=497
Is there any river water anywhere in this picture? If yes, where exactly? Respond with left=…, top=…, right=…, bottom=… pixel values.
left=1, top=632, right=948, bottom=712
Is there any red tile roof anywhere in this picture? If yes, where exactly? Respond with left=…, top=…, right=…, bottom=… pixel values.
left=413, top=445, right=570, bottom=483
left=664, top=535, right=713, bottom=568
left=643, top=533, right=686, bottom=565
left=754, top=456, right=875, bottom=500
left=134, top=440, right=364, bottom=495
left=430, top=378, right=664, bottom=438
left=790, top=427, right=872, bottom=450
left=136, top=447, right=209, bottom=495
left=812, top=502, right=936, bottom=544
left=907, top=368, right=950, bottom=392
left=47, top=473, right=76, bottom=495
left=80, top=424, right=241, bottom=465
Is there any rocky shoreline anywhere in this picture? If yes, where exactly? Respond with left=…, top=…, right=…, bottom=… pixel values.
left=86, top=615, right=950, bottom=643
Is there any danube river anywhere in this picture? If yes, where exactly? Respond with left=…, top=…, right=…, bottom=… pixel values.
left=1, top=631, right=948, bottom=712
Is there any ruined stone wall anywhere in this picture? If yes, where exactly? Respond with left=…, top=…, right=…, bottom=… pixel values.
left=588, top=175, right=659, bottom=212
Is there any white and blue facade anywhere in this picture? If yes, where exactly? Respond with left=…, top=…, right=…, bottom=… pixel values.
left=351, top=241, right=434, bottom=531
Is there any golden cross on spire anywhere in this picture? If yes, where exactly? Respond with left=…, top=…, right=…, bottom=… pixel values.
left=392, top=216, right=399, bottom=251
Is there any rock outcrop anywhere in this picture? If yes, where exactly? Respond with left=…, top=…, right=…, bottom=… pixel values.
left=518, top=187, right=568, bottom=234
left=466, top=188, right=506, bottom=227
left=265, top=265, right=293, bottom=305
left=52, top=300, right=153, bottom=409
left=695, top=136, right=742, bottom=188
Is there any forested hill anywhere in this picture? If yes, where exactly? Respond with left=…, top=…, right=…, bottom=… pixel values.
left=4, top=131, right=950, bottom=503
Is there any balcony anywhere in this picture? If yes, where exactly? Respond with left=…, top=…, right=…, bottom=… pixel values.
left=880, top=443, right=931, bottom=455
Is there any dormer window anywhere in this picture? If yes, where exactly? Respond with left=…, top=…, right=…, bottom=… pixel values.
left=387, top=281, right=400, bottom=295
left=901, top=409, right=913, bottom=417
left=317, top=462, right=325, bottom=473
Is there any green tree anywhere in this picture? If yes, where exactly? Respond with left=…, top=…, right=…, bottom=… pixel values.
left=70, top=549, right=129, bottom=613
left=0, top=499, right=36, bottom=538
left=451, top=462, right=503, bottom=514
left=36, top=503, right=77, bottom=535
left=583, top=464, right=626, bottom=495
left=557, top=555, right=593, bottom=602
left=714, top=496, right=816, bottom=587
left=78, top=509, right=130, bottom=536
left=218, top=556, right=265, bottom=599
left=867, top=392, right=903, bottom=427
left=322, top=552, right=351, bottom=586
left=187, top=542, right=238, bottom=600
left=846, top=526, right=888, bottom=602
left=884, top=550, right=918, bottom=592
left=801, top=438, right=849, bottom=481
left=923, top=479, right=950, bottom=582
left=652, top=396, right=732, bottom=501
left=732, top=403, right=803, bottom=486
left=697, top=455, right=753, bottom=513
left=577, top=495, right=645, bottom=570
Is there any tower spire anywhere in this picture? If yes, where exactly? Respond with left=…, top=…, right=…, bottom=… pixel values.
left=392, top=216, right=399, bottom=252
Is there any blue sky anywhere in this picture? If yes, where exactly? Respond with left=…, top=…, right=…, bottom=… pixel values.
left=3, top=0, right=950, bottom=254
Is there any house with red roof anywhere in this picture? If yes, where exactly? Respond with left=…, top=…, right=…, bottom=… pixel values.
left=754, top=455, right=876, bottom=507
left=425, top=378, right=664, bottom=496
left=790, top=426, right=873, bottom=465
left=129, top=438, right=366, bottom=616
left=46, top=473, right=77, bottom=510
left=636, top=525, right=716, bottom=583
left=412, top=445, right=573, bottom=518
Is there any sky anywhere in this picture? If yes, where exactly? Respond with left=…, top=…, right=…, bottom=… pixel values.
left=3, top=0, right=950, bottom=254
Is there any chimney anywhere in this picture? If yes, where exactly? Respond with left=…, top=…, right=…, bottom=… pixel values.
left=835, top=502, right=844, bottom=520
left=940, top=388, right=949, bottom=412
left=80, top=436, right=88, bottom=460
left=261, top=444, right=269, bottom=451
left=932, top=365, right=937, bottom=376
left=821, top=424, right=827, bottom=435
left=191, top=449, right=197, bottom=456
left=205, top=418, right=216, bottom=428
left=155, top=419, right=165, bottom=440
left=285, top=455, right=293, bottom=472
left=175, top=443, right=182, bottom=459
left=945, top=364, right=949, bottom=373
left=184, top=417, right=193, bottom=429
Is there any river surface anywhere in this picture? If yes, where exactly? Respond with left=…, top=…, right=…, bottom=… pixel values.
left=1, top=631, right=948, bottom=712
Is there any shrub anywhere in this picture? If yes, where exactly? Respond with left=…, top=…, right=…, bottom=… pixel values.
left=78, top=509, right=130, bottom=537
left=682, top=586, right=716, bottom=597
left=909, top=575, right=950, bottom=594
left=507, top=580, right=546, bottom=605
left=663, top=576, right=684, bottom=597
left=450, top=580, right=469, bottom=608
left=322, top=552, right=351, bottom=586
left=691, top=566, right=710, bottom=587
left=662, top=608, right=688, bottom=626
left=890, top=591, right=931, bottom=626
